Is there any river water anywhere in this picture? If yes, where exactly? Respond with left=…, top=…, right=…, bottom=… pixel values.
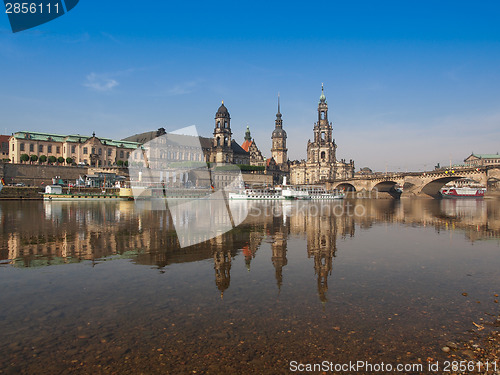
left=0, top=199, right=499, bottom=374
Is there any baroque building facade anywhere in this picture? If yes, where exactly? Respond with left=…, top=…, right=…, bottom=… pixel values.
left=8, top=131, right=139, bottom=166
left=290, top=85, right=354, bottom=184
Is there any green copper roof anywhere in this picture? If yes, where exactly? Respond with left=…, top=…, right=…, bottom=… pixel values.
left=319, top=83, right=327, bottom=103
left=244, top=126, right=251, bottom=141
left=13, top=131, right=140, bottom=149
left=472, top=153, right=500, bottom=159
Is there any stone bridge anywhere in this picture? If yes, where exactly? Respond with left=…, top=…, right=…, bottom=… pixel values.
left=326, top=167, right=500, bottom=198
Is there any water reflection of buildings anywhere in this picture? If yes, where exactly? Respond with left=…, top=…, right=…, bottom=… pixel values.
left=1, top=199, right=499, bottom=302
left=270, top=214, right=288, bottom=292
left=287, top=202, right=356, bottom=302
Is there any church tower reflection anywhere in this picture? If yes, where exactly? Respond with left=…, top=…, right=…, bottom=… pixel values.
left=307, top=216, right=338, bottom=303
left=213, top=246, right=232, bottom=299
left=271, top=215, right=288, bottom=292
left=288, top=203, right=356, bottom=303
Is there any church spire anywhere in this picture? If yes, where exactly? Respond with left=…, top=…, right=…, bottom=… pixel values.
left=275, top=93, right=283, bottom=127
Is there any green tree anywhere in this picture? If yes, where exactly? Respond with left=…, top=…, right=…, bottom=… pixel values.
left=57, top=157, right=65, bottom=164
left=66, top=157, right=73, bottom=165
left=30, top=155, right=38, bottom=163
left=39, top=155, right=47, bottom=163
left=124, top=160, right=129, bottom=167
left=20, top=154, right=29, bottom=163
left=48, top=156, right=56, bottom=164
left=116, top=160, right=124, bottom=167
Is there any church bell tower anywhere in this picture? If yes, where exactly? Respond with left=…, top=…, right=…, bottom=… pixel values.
left=213, top=101, right=233, bottom=163
left=271, top=94, right=288, bottom=165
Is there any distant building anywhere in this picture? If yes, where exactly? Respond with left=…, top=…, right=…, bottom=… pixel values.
left=355, top=167, right=374, bottom=177
left=123, top=102, right=272, bottom=187
left=290, top=85, right=354, bottom=184
left=9, top=131, right=140, bottom=166
left=124, top=102, right=262, bottom=167
left=464, top=153, right=500, bottom=167
left=241, top=126, right=265, bottom=167
left=0, top=135, right=10, bottom=160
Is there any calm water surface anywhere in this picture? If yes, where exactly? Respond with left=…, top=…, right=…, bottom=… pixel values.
left=0, top=199, right=499, bottom=374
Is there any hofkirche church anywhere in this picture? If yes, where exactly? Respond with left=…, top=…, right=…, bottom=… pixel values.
left=122, top=85, right=355, bottom=185
left=290, top=85, right=355, bottom=184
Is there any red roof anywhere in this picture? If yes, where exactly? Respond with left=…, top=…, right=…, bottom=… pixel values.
left=241, top=140, right=253, bottom=152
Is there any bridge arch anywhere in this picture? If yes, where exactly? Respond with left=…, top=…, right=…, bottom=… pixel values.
left=420, top=176, right=469, bottom=198
left=336, top=183, right=356, bottom=192
left=372, top=180, right=398, bottom=192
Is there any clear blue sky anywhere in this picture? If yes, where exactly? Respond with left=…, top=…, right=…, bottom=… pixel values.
left=1, top=1, right=500, bottom=171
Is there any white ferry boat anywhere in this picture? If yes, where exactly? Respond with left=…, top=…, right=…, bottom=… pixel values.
left=309, top=190, right=345, bottom=200
left=282, top=186, right=310, bottom=200
left=229, top=188, right=284, bottom=200
left=440, top=186, right=486, bottom=199
left=229, top=185, right=344, bottom=201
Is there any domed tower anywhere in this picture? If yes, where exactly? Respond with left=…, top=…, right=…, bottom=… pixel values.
left=213, top=101, right=233, bottom=163
left=271, top=94, right=288, bottom=165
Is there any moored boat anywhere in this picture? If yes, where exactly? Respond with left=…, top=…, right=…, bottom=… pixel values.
left=440, top=186, right=486, bottom=199
left=42, top=185, right=133, bottom=201
left=229, top=188, right=284, bottom=200
left=282, top=186, right=311, bottom=200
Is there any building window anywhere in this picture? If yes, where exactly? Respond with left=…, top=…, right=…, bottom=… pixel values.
left=12, top=144, right=14, bottom=151
left=39, top=145, right=43, bottom=153
left=120, top=150, right=124, bottom=158
left=48, top=145, right=52, bottom=153
left=92, top=148, right=96, bottom=154
left=98, top=148, right=102, bottom=155
left=83, top=147, right=88, bottom=154
left=126, top=152, right=130, bottom=158
left=29, top=144, right=34, bottom=152
left=72, top=146, right=76, bottom=153
left=108, top=149, right=112, bottom=156
left=56, top=146, right=60, bottom=153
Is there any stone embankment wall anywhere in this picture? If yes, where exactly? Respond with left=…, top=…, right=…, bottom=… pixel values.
left=0, top=186, right=42, bottom=199
left=0, top=162, right=89, bottom=186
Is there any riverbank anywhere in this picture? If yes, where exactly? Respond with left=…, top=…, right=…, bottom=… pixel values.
left=446, top=316, right=500, bottom=375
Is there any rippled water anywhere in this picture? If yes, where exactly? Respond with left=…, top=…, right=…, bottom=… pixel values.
left=0, top=199, right=499, bottom=374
